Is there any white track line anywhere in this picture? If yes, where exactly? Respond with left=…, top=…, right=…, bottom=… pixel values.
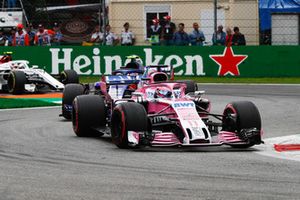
left=255, top=134, right=300, bottom=162
left=0, top=106, right=60, bottom=112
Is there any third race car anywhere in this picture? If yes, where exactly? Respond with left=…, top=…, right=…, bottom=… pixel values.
left=0, top=52, right=79, bottom=94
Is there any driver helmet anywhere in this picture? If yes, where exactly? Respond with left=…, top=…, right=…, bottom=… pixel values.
left=126, top=55, right=143, bottom=70
left=13, top=63, right=25, bottom=69
left=154, top=87, right=172, bottom=98
left=11, top=63, right=19, bottom=69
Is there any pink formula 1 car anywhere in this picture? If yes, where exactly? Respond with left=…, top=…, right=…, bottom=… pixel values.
left=72, top=81, right=263, bottom=149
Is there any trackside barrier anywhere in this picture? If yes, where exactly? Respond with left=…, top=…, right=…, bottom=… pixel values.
left=0, top=46, right=299, bottom=77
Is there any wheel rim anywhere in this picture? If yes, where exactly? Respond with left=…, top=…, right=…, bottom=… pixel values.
left=7, top=73, right=15, bottom=92
left=222, top=106, right=238, bottom=132
left=60, top=72, right=67, bottom=84
left=112, top=109, right=126, bottom=144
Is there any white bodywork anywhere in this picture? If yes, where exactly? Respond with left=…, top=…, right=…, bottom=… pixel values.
left=0, top=60, right=64, bottom=92
left=172, top=101, right=211, bottom=144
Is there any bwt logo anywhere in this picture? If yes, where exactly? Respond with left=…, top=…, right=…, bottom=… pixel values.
left=173, top=102, right=195, bottom=108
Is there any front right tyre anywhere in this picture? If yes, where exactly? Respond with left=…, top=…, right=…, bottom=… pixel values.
left=60, top=69, right=79, bottom=85
left=222, top=101, right=262, bottom=148
left=176, top=80, right=198, bottom=94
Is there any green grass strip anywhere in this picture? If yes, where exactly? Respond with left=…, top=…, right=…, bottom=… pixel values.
left=0, top=98, right=58, bottom=109
left=80, top=76, right=300, bottom=84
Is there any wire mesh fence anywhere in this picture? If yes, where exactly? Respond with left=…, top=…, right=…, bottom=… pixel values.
left=109, top=1, right=260, bottom=46
left=0, top=0, right=299, bottom=46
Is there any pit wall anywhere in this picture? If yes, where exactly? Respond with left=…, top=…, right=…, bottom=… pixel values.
left=1, top=46, right=299, bottom=77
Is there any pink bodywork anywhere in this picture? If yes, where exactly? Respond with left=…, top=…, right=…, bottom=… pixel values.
left=131, top=82, right=251, bottom=147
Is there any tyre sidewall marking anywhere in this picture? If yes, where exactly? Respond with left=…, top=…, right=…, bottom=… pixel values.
left=73, top=98, right=79, bottom=134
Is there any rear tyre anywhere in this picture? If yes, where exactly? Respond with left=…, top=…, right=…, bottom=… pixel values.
left=111, top=102, right=148, bottom=148
left=222, top=101, right=262, bottom=148
left=62, top=84, right=85, bottom=119
left=72, top=95, right=106, bottom=137
left=60, top=70, right=79, bottom=85
left=177, top=80, right=197, bottom=94
left=7, top=71, right=26, bottom=94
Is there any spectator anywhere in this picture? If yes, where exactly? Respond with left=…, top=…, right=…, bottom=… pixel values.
left=26, top=23, right=36, bottom=46
left=189, top=22, right=205, bottom=46
left=0, top=28, right=8, bottom=46
left=212, top=25, right=226, bottom=46
left=7, top=27, right=16, bottom=46
left=13, top=24, right=29, bottom=46
left=103, top=24, right=118, bottom=46
left=173, top=23, right=189, bottom=46
left=52, top=22, right=63, bottom=46
left=261, top=30, right=271, bottom=45
left=7, top=0, right=16, bottom=8
left=34, top=24, right=52, bottom=46
left=161, top=15, right=176, bottom=46
left=232, top=26, right=246, bottom=46
left=90, top=25, right=103, bottom=45
left=149, top=18, right=162, bottom=46
left=225, top=27, right=233, bottom=47
left=121, top=22, right=135, bottom=46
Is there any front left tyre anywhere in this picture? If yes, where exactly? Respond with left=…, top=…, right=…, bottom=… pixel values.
left=7, top=71, right=26, bottom=94
left=111, top=102, right=148, bottom=148
left=72, top=95, right=106, bottom=137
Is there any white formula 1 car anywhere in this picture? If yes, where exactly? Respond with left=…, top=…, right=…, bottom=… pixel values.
left=0, top=60, right=78, bottom=94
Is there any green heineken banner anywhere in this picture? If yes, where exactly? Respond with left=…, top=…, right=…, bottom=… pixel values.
left=0, top=46, right=299, bottom=77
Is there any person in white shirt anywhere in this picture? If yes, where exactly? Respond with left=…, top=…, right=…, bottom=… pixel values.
left=121, top=22, right=135, bottom=46
left=90, top=25, right=103, bottom=45
left=103, top=24, right=118, bottom=46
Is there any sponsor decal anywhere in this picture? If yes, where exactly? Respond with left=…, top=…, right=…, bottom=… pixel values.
left=209, top=47, right=248, bottom=76
left=151, top=116, right=169, bottom=124
left=173, top=102, right=195, bottom=108
left=65, top=20, right=89, bottom=34
left=49, top=48, right=205, bottom=76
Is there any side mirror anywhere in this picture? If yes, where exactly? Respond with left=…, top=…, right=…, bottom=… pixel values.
left=195, top=90, right=205, bottom=95
left=141, top=77, right=151, bottom=81
left=132, top=92, right=144, bottom=103
left=132, top=92, right=144, bottom=97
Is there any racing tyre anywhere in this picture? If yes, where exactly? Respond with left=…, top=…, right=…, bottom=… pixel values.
left=72, top=95, right=106, bottom=137
left=60, top=69, right=79, bottom=85
left=7, top=71, right=26, bottom=94
left=62, top=84, right=85, bottom=119
left=177, top=80, right=198, bottom=94
left=222, top=101, right=262, bottom=148
left=111, top=102, right=148, bottom=148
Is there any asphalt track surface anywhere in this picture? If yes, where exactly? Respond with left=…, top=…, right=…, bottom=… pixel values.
left=0, top=84, right=300, bottom=200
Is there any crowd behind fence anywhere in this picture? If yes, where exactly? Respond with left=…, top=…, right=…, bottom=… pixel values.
left=0, top=1, right=299, bottom=46
left=0, top=20, right=249, bottom=47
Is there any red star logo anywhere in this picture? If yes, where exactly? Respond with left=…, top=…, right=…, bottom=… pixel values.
left=210, top=47, right=248, bottom=76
